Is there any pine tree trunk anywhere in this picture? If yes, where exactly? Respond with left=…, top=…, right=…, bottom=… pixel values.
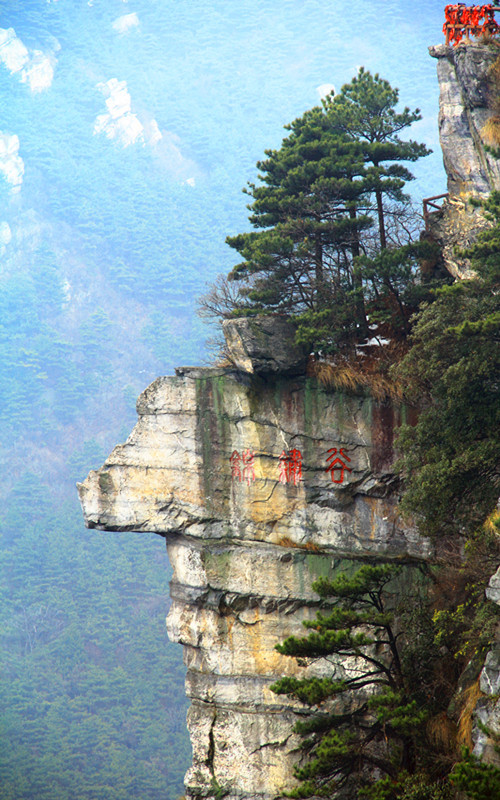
left=349, top=207, right=368, bottom=336
left=314, top=236, right=324, bottom=309
left=376, top=187, right=387, bottom=250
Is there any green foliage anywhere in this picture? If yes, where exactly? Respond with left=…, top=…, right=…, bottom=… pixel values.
left=356, top=239, right=444, bottom=335
left=271, top=563, right=441, bottom=797
left=323, top=67, right=431, bottom=249
left=359, top=771, right=453, bottom=800
left=394, top=192, right=500, bottom=538
left=226, top=114, right=372, bottom=323
left=0, top=479, right=191, bottom=800
left=209, top=777, right=230, bottom=799
left=450, top=749, right=500, bottom=800
left=220, top=68, right=433, bottom=353
left=430, top=512, right=500, bottom=732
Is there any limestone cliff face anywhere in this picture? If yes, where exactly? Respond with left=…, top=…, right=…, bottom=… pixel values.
left=429, top=42, right=500, bottom=278
left=430, top=42, right=500, bottom=198
left=78, top=367, right=429, bottom=799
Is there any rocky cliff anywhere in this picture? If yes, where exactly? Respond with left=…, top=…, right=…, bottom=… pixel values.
left=428, top=41, right=500, bottom=278
left=78, top=39, right=500, bottom=800
left=78, top=359, right=431, bottom=799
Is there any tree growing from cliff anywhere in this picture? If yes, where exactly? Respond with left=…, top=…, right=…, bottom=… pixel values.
left=270, top=564, right=447, bottom=799
left=226, top=109, right=374, bottom=343
left=215, top=69, right=433, bottom=353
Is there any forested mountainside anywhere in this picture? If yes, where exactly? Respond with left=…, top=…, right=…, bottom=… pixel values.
left=1, top=2, right=446, bottom=799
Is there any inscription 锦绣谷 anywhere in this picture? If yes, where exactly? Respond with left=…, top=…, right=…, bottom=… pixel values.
left=229, top=447, right=354, bottom=487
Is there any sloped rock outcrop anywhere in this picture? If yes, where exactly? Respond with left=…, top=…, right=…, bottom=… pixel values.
left=430, top=42, right=500, bottom=198
left=78, top=369, right=430, bottom=799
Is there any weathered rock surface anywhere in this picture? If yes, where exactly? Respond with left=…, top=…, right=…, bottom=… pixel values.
left=78, top=369, right=430, bottom=799
left=428, top=42, right=500, bottom=278
left=430, top=42, right=500, bottom=198
left=222, top=316, right=308, bottom=375
left=472, top=567, right=500, bottom=767
left=427, top=39, right=500, bottom=778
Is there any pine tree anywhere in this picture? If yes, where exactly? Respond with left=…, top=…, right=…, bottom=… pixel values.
left=226, top=106, right=373, bottom=335
left=220, top=69, right=431, bottom=354
left=450, top=749, right=500, bottom=800
left=271, top=564, right=434, bottom=798
left=324, top=68, right=431, bottom=250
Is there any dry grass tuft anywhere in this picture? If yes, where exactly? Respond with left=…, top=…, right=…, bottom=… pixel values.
left=301, top=541, right=321, bottom=552
left=482, top=116, right=500, bottom=147
left=427, top=711, right=458, bottom=754
left=311, top=345, right=407, bottom=402
left=278, top=536, right=321, bottom=552
left=489, top=55, right=500, bottom=91
left=457, top=681, right=483, bottom=751
left=484, top=507, right=500, bottom=538
left=484, top=56, right=500, bottom=145
left=278, top=536, right=299, bottom=548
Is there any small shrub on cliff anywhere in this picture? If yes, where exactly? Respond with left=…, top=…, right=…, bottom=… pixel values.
left=450, top=748, right=500, bottom=800
left=358, top=771, right=453, bottom=800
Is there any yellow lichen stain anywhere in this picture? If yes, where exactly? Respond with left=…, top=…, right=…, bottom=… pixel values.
left=229, top=470, right=308, bottom=527
left=361, top=496, right=399, bottom=541
left=118, top=466, right=203, bottom=507
left=221, top=612, right=235, bottom=653
left=364, top=496, right=378, bottom=540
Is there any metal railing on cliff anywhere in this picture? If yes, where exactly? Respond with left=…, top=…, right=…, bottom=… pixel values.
left=443, top=4, right=500, bottom=46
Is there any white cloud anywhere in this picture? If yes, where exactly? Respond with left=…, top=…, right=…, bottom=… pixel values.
left=143, top=118, right=162, bottom=146
left=0, top=132, right=24, bottom=192
left=94, top=79, right=198, bottom=182
left=112, top=13, right=139, bottom=34
left=21, top=49, right=56, bottom=93
left=0, top=220, right=11, bottom=256
left=0, top=28, right=28, bottom=72
left=316, top=83, right=336, bottom=101
left=0, top=27, right=57, bottom=92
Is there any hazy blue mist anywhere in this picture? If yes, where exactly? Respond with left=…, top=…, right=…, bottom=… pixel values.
left=0, top=3, right=448, bottom=798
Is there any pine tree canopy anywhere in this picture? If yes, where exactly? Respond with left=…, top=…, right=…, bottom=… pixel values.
left=221, top=68, right=433, bottom=353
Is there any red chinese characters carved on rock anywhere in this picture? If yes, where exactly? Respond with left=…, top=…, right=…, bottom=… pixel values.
left=325, top=448, right=352, bottom=484
left=229, top=449, right=255, bottom=484
left=443, top=4, right=500, bottom=46
left=229, top=446, right=353, bottom=486
left=279, top=449, right=303, bottom=485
